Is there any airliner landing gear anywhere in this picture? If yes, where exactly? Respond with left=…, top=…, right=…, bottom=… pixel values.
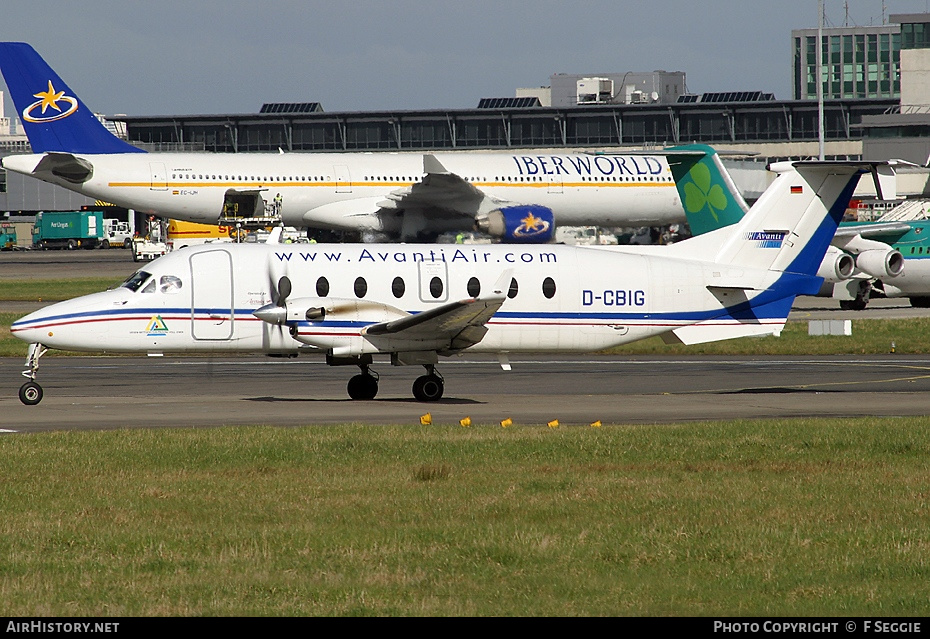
left=19, top=343, right=47, bottom=406
left=412, top=366, right=444, bottom=402
left=347, top=365, right=379, bottom=400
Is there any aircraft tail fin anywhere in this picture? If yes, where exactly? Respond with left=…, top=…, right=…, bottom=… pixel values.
left=0, top=42, right=143, bottom=154
left=665, top=144, right=748, bottom=235
left=676, top=162, right=876, bottom=291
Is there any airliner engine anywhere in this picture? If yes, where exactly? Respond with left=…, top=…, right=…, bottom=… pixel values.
left=817, top=247, right=856, bottom=282
left=855, top=248, right=904, bottom=278
left=475, top=205, right=556, bottom=243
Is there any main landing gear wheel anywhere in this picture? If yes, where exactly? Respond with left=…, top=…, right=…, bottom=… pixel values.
left=19, top=381, right=43, bottom=406
left=347, top=366, right=379, bottom=400
left=839, top=298, right=868, bottom=311
left=412, top=370, right=444, bottom=402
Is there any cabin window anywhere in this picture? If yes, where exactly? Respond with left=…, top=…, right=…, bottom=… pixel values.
left=467, top=277, right=481, bottom=297
left=392, top=276, right=405, bottom=298
left=542, top=277, right=556, bottom=299
left=354, top=276, right=368, bottom=298
left=429, top=276, right=443, bottom=299
left=508, top=278, right=519, bottom=299
left=316, top=276, right=330, bottom=297
left=160, top=275, right=183, bottom=294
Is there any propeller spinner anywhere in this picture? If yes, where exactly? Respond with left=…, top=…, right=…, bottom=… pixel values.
left=253, top=275, right=292, bottom=325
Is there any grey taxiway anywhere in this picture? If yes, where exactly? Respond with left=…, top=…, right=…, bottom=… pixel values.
left=3, top=249, right=930, bottom=432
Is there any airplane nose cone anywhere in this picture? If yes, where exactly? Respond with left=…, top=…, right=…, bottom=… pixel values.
left=11, top=308, right=55, bottom=343
left=253, top=304, right=287, bottom=325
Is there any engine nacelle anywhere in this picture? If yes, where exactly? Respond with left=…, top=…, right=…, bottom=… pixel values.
left=816, top=247, right=856, bottom=283
left=475, top=205, right=555, bottom=243
left=855, top=248, right=904, bottom=279
left=254, top=296, right=408, bottom=326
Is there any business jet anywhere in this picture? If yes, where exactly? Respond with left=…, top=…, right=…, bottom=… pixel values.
left=0, top=41, right=709, bottom=242
left=11, top=159, right=876, bottom=405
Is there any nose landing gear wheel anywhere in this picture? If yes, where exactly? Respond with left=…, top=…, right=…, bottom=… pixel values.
left=412, top=374, right=444, bottom=402
left=19, top=381, right=43, bottom=406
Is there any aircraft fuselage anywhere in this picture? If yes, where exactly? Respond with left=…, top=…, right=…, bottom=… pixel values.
left=3, top=151, right=684, bottom=235
left=10, top=242, right=784, bottom=357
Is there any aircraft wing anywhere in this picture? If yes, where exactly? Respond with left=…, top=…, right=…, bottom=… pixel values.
left=834, top=222, right=911, bottom=239
left=376, top=154, right=502, bottom=216
left=363, top=270, right=511, bottom=351
left=363, top=295, right=505, bottom=350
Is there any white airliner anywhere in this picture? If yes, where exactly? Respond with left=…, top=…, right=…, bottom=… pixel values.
left=0, top=42, right=697, bottom=242
left=11, top=160, right=875, bottom=405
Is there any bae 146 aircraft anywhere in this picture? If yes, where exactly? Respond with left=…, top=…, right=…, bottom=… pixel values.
left=11, top=160, right=879, bottom=405
left=0, top=41, right=716, bottom=242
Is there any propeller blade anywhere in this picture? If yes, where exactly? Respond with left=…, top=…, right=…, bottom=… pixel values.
left=277, top=276, right=292, bottom=305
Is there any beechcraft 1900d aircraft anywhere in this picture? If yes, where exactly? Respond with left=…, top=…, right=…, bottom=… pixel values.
left=11, top=160, right=879, bottom=405
left=0, top=41, right=724, bottom=242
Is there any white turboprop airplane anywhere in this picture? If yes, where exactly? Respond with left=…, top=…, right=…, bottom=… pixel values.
left=0, top=42, right=702, bottom=242
left=11, top=160, right=875, bottom=405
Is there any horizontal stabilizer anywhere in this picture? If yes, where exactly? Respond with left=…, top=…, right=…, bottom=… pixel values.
left=663, top=321, right=785, bottom=345
left=32, top=152, right=93, bottom=183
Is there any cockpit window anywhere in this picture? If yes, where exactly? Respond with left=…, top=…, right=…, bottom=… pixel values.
left=121, top=271, right=153, bottom=292
left=160, top=275, right=183, bottom=294
left=141, top=280, right=156, bottom=294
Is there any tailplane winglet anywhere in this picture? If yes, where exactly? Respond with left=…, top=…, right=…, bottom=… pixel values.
left=0, top=42, right=143, bottom=154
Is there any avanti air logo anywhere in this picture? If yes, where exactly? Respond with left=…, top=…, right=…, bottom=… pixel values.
left=22, top=80, right=78, bottom=123
left=146, top=315, right=169, bottom=336
left=745, top=231, right=787, bottom=248
left=513, top=211, right=551, bottom=238
left=682, top=162, right=729, bottom=223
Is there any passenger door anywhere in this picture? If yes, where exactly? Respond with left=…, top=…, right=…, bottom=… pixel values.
left=190, top=249, right=234, bottom=340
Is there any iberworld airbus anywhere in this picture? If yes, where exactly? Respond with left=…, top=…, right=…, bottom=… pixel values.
left=12, top=160, right=879, bottom=405
left=0, top=41, right=721, bottom=242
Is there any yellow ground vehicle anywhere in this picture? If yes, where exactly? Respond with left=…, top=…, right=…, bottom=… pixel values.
left=166, top=219, right=232, bottom=251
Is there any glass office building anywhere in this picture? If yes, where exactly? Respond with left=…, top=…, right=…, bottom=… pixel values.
left=793, top=24, right=900, bottom=100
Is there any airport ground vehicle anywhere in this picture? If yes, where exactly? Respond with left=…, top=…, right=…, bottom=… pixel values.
left=31, top=210, right=104, bottom=250
left=131, top=217, right=168, bottom=261
left=166, top=219, right=233, bottom=251
left=0, top=222, right=16, bottom=249
left=103, top=218, right=134, bottom=249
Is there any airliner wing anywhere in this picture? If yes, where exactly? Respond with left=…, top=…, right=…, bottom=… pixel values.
left=364, top=295, right=505, bottom=350
left=376, top=154, right=501, bottom=216
left=833, top=222, right=911, bottom=239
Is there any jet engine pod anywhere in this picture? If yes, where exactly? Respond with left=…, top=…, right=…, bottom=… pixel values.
left=855, top=248, right=905, bottom=278
left=475, top=205, right=555, bottom=243
left=817, top=249, right=856, bottom=282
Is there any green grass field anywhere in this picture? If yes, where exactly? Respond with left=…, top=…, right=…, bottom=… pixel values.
left=0, top=277, right=121, bottom=302
left=0, top=419, right=928, bottom=616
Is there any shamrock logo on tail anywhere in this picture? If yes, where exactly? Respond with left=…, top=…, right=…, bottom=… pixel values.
left=683, top=163, right=728, bottom=223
